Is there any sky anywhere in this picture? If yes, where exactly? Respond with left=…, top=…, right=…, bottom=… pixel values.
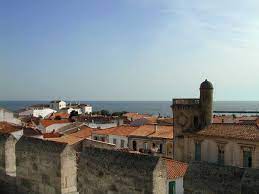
left=1, top=0, right=259, bottom=101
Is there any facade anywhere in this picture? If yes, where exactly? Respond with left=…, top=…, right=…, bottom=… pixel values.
left=0, top=108, right=21, bottom=125
left=172, top=80, right=259, bottom=169
left=128, top=124, right=173, bottom=158
left=172, top=79, right=213, bottom=162
left=50, top=100, right=66, bottom=111
left=92, top=126, right=137, bottom=148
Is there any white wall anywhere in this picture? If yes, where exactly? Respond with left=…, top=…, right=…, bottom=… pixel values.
left=82, top=106, right=92, bottom=114
left=50, top=101, right=66, bottom=111
left=86, top=123, right=118, bottom=129
left=167, top=177, right=184, bottom=194
left=0, top=109, right=21, bottom=125
left=108, top=135, right=128, bottom=149
left=38, top=123, right=71, bottom=133
left=19, top=108, right=56, bottom=118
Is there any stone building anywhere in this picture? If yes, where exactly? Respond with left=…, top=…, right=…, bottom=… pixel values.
left=128, top=124, right=173, bottom=158
left=172, top=79, right=213, bottom=162
left=15, top=136, right=78, bottom=194
left=172, top=80, right=259, bottom=169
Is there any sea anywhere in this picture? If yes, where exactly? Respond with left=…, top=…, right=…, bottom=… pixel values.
left=1, top=101, right=259, bottom=117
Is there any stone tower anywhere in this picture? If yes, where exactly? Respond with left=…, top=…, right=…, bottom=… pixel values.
left=199, top=79, right=213, bottom=128
left=172, top=79, right=213, bottom=161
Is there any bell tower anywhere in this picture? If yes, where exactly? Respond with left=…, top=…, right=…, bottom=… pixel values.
left=199, top=79, right=213, bottom=128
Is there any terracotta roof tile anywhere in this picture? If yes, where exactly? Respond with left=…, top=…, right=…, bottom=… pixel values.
left=196, top=123, right=259, bottom=141
left=93, top=126, right=138, bottom=136
left=129, top=125, right=173, bottom=139
left=0, top=122, right=22, bottom=133
left=40, top=119, right=71, bottom=128
left=47, top=135, right=83, bottom=145
left=148, top=126, right=173, bottom=139
left=69, top=126, right=94, bottom=139
left=165, top=159, right=188, bottom=179
left=129, top=125, right=155, bottom=137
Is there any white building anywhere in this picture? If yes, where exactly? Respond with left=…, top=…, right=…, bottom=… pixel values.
left=37, top=119, right=71, bottom=133
left=59, top=104, right=92, bottom=115
left=80, top=104, right=92, bottom=114
left=50, top=100, right=66, bottom=111
left=19, top=107, right=56, bottom=118
left=0, top=108, right=21, bottom=125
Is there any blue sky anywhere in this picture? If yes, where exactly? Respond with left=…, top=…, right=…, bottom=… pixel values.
left=1, top=0, right=259, bottom=101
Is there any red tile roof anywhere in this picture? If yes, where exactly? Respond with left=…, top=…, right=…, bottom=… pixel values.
left=165, top=159, right=188, bottom=179
left=69, top=126, right=94, bottom=139
left=196, top=123, right=259, bottom=141
left=129, top=125, right=173, bottom=139
left=93, top=126, right=138, bottom=137
left=148, top=126, right=173, bottom=139
left=40, top=119, right=71, bottom=128
left=0, top=122, right=22, bottom=133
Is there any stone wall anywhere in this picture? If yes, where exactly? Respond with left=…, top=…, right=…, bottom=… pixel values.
left=83, top=138, right=116, bottom=151
left=0, top=133, right=17, bottom=194
left=15, top=136, right=78, bottom=194
left=184, top=161, right=259, bottom=194
left=78, top=147, right=167, bottom=194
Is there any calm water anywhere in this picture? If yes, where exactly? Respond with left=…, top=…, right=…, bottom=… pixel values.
left=1, top=101, right=259, bottom=117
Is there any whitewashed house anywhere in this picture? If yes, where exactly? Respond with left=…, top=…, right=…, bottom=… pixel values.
left=80, top=104, right=92, bottom=114
left=49, top=100, right=66, bottom=111
left=37, top=119, right=71, bottom=133
left=0, top=108, right=21, bottom=125
left=19, top=106, right=56, bottom=118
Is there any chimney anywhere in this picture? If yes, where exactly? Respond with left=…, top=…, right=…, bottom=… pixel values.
left=154, top=123, right=158, bottom=132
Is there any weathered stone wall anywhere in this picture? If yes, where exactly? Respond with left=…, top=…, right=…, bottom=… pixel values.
left=78, top=147, right=167, bottom=194
left=184, top=161, right=259, bottom=194
left=15, top=136, right=77, bottom=194
left=0, top=133, right=17, bottom=194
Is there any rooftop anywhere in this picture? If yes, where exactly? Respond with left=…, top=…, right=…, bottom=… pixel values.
left=129, top=125, right=173, bottom=139
left=93, top=126, right=138, bottom=137
left=196, top=123, right=259, bottom=141
left=40, top=119, right=71, bottom=128
left=165, top=159, right=188, bottom=179
left=0, top=122, right=22, bottom=133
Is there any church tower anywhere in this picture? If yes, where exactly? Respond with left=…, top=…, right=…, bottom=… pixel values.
left=199, top=79, right=214, bottom=128
left=172, top=79, right=214, bottom=162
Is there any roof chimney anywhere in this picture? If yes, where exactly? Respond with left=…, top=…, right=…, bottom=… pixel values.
left=154, top=123, right=158, bottom=132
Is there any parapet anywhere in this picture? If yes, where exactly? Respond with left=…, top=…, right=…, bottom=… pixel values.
left=16, top=136, right=68, bottom=154
left=173, top=98, right=200, bottom=105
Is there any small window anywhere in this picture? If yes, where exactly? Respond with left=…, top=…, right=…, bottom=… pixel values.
left=121, top=140, right=125, bottom=148
left=168, top=181, right=176, bottom=194
left=144, top=142, right=148, bottom=150
left=94, top=136, right=98, bottom=140
left=195, top=142, right=201, bottom=161
left=159, top=144, right=163, bottom=153
left=243, top=150, right=252, bottom=168
left=218, top=146, right=224, bottom=165
left=101, top=137, right=105, bottom=142
left=113, top=139, right=117, bottom=145
left=133, top=141, right=137, bottom=151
